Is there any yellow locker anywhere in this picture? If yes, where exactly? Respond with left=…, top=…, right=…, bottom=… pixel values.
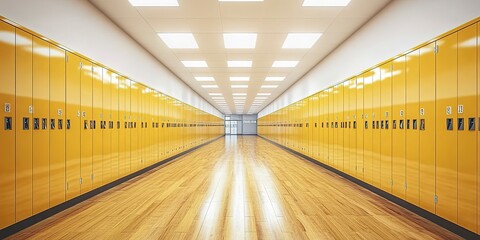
left=32, top=36, right=50, bottom=214
left=15, top=29, right=33, bottom=221
left=102, top=69, right=112, bottom=183
left=110, top=73, right=119, bottom=179
left=125, top=79, right=131, bottom=174
left=478, top=22, right=480, bottom=234
left=419, top=43, right=436, bottom=213
left=49, top=44, right=66, bottom=207
left=147, top=88, right=154, bottom=165
left=118, top=77, right=128, bottom=176
left=65, top=52, right=81, bottom=200
left=152, top=91, right=160, bottom=163
left=0, top=20, right=16, bottom=229
left=435, top=33, right=458, bottom=222
left=363, top=72, right=373, bottom=184
left=405, top=49, right=420, bottom=206
left=328, top=88, right=334, bottom=166
left=322, top=91, right=329, bottom=164
left=457, top=24, right=477, bottom=231
left=335, top=84, right=344, bottom=171
left=372, top=67, right=381, bottom=187
left=317, top=93, right=324, bottom=162
left=130, top=81, right=139, bottom=171
left=349, top=79, right=357, bottom=175
left=92, top=65, right=103, bottom=189
left=310, top=95, right=318, bottom=160
left=159, top=93, right=165, bottom=160
left=392, top=56, right=406, bottom=199
left=356, top=76, right=364, bottom=179
left=80, top=59, right=93, bottom=194
left=343, top=81, right=351, bottom=175
left=165, top=96, right=171, bottom=157
left=380, top=62, right=392, bottom=193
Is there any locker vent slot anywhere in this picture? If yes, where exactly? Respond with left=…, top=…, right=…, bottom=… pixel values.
left=446, top=118, right=453, bottom=131
left=412, top=119, right=417, bottom=130
left=458, top=118, right=464, bottom=131
left=385, top=120, right=389, bottom=129
left=84, top=120, right=88, bottom=129
left=134, top=122, right=137, bottom=128
left=117, top=121, right=120, bottom=129
left=406, top=119, right=410, bottom=129
left=23, top=117, right=30, bottom=130
left=376, top=121, right=379, bottom=129
left=419, top=119, right=425, bottom=131
left=381, top=121, right=384, bottom=129
left=468, top=118, right=475, bottom=131
left=392, top=120, right=396, bottom=129
left=4, top=117, right=12, bottom=130
left=124, top=122, right=127, bottom=129
left=315, top=123, right=317, bottom=128
left=66, top=119, right=71, bottom=129
left=90, top=120, right=95, bottom=129
left=348, top=122, right=351, bottom=129
left=372, top=121, right=375, bottom=129
left=42, top=118, right=48, bottom=130
left=399, top=119, right=404, bottom=129
left=33, top=118, right=40, bottom=130
left=162, top=123, right=165, bottom=128
left=364, top=121, right=368, bottom=129
left=322, top=122, right=324, bottom=128
left=327, top=122, right=329, bottom=128
left=58, top=119, right=63, bottom=130
left=353, top=121, right=356, bottom=129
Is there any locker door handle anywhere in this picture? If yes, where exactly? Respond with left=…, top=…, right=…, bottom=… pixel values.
left=152, top=122, right=155, bottom=128
left=372, top=121, right=375, bottom=129
left=376, top=121, right=379, bottom=129
left=117, top=121, right=120, bottom=129
left=380, top=121, right=384, bottom=129
left=458, top=118, right=464, bottom=131
left=335, top=122, right=338, bottom=128
left=314, top=123, right=317, bottom=128
left=84, top=120, right=88, bottom=129
left=322, top=122, right=324, bottom=128
left=134, top=122, right=137, bottom=128
left=446, top=118, right=453, bottom=131
left=33, top=118, right=40, bottom=130
left=385, top=120, right=389, bottom=129
left=406, top=119, right=410, bottom=129
left=4, top=117, right=12, bottom=130
left=468, top=118, right=475, bottom=131
left=420, top=119, right=425, bottom=131
left=399, top=119, right=404, bottom=129
left=90, top=120, right=95, bottom=129
left=51, top=119, right=56, bottom=130
left=364, top=121, right=368, bottom=129
left=23, top=117, right=30, bottom=130
left=43, top=118, right=48, bottom=130
left=58, top=119, right=63, bottom=130
left=124, top=122, right=128, bottom=129
left=66, top=119, right=71, bottom=129
left=109, top=121, right=113, bottom=129
left=393, top=120, right=397, bottom=129
left=412, top=119, right=417, bottom=130
left=353, top=121, right=356, bottom=129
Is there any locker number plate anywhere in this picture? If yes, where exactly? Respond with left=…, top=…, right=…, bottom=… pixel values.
left=29, top=106, right=33, bottom=114
left=446, top=106, right=452, bottom=115
left=4, top=103, right=10, bottom=113
left=400, top=110, right=404, bottom=117
left=420, top=108, right=425, bottom=116
left=458, top=105, right=464, bottom=114
left=58, top=109, right=63, bottom=116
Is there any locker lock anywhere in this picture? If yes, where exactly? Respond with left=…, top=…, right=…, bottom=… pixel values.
left=446, top=118, right=453, bottom=131
left=4, top=117, right=12, bottom=130
left=23, top=117, right=30, bottom=130
left=468, top=118, right=475, bottom=131
left=458, top=118, right=464, bottom=131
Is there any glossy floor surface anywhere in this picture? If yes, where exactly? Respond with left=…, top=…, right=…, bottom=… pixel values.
left=10, top=136, right=459, bottom=239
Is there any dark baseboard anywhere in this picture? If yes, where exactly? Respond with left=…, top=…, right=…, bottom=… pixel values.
left=258, top=135, right=479, bottom=240
left=0, top=135, right=224, bottom=239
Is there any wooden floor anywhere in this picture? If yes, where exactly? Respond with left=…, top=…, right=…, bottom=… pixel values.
left=9, top=136, right=459, bottom=239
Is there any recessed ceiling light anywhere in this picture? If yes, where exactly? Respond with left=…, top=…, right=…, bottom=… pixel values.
left=282, top=33, right=322, bottom=49
left=265, top=76, right=285, bottom=81
left=182, top=61, right=208, bottom=67
left=228, top=61, right=252, bottom=68
left=158, top=33, right=198, bottom=49
left=233, top=97, right=246, bottom=100
left=230, top=76, right=250, bottom=81
left=201, top=85, right=218, bottom=88
left=223, top=33, right=257, bottom=49
left=195, top=77, right=215, bottom=81
left=272, top=61, right=298, bottom=68
left=212, top=97, right=224, bottom=99
left=209, top=93, right=222, bottom=96
left=302, top=0, right=351, bottom=6
left=233, top=93, right=247, bottom=96
left=257, top=93, right=271, bottom=96
left=232, top=85, right=248, bottom=88
left=129, top=0, right=179, bottom=6
left=261, top=85, right=278, bottom=88
left=255, top=97, right=268, bottom=99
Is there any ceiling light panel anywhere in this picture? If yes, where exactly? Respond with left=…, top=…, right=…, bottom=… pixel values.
left=158, top=33, right=198, bottom=49
left=182, top=61, right=208, bottom=67
left=233, top=97, right=246, bottom=99
left=265, top=76, right=285, bottom=81
left=209, top=93, right=222, bottom=96
left=201, top=85, right=218, bottom=88
left=255, top=97, right=268, bottom=99
left=231, top=85, right=248, bottom=88
left=128, top=0, right=179, bottom=6
left=233, top=93, right=247, bottom=96
left=272, top=61, right=298, bottom=68
left=302, top=0, right=351, bottom=6
left=261, top=85, right=279, bottom=88
left=228, top=61, right=252, bottom=68
left=223, top=33, right=257, bottom=49
left=195, top=77, right=215, bottom=81
left=257, top=93, right=271, bottom=96
left=282, top=33, right=322, bottom=49
left=230, top=76, right=250, bottom=81
left=212, top=97, right=224, bottom=99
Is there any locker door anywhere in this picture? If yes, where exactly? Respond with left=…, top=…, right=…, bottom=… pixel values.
left=65, top=52, right=81, bottom=200
left=392, top=56, right=406, bottom=199
left=124, top=79, right=131, bottom=174
left=15, top=29, right=33, bottom=221
left=344, top=81, right=351, bottom=175
left=380, top=62, right=392, bottom=193
left=435, top=33, right=458, bottom=222
left=336, top=84, right=344, bottom=171
left=356, top=76, right=364, bottom=179
left=110, top=73, right=119, bottom=179
left=457, top=24, right=477, bottom=231
left=32, top=36, right=50, bottom=214
left=0, top=20, right=16, bottom=229
left=328, top=88, right=334, bottom=166
left=311, top=95, right=319, bottom=160
left=92, top=65, right=103, bottom=189
left=49, top=44, right=66, bottom=207
left=349, top=79, right=357, bottom=175
left=102, top=69, right=112, bottom=183
left=363, top=72, right=373, bottom=184
left=130, top=81, right=139, bottom=171
left=406, top=49, right=420, bottom=206
left=165, top=96, right=171, bottom=157
left=318, top=93, right=325, bottom=163
left=153, top=91, right=160, bottom=163
left=159, top=94, right=165, bottom=160
left=80, top=59, right=93, bottom=194
left=478, top=22, right=480, bottom=234
left=419, top=43, right=436, bottom=213
left=372, top=67, right=381, bottom=187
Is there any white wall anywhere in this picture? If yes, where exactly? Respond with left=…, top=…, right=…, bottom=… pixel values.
left=0, top=0, right=222, bottom=118
left=259, top=0, right=480, bottom=117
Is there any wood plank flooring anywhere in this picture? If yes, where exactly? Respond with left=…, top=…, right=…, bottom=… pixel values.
left=9, top=136, right=459, bottom=239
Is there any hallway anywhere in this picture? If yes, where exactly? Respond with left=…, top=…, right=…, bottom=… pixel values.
left=10, top=136, right=458, bottom=239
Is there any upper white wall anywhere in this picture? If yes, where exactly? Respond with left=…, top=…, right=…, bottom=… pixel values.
left=0, top=0, right=223, bottom=118
left=259, top=0, right=480, bottom=118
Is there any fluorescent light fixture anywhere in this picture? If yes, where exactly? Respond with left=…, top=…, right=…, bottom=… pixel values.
left=257, top=93, right=271, bottom=96
left=201, top=85, right=218, bottom=88
left=129, top=0, right=179, bottom=6
left=233, top=97, right=246, bottom=99
left=233, top=93, right=247, bottom=96
left=228, top=61, right=252, bottom=68
left=231, top=85, right=248, bottom=88
left=255, top=97, right=268, bottom=99
left=209, top=93, right=222, bottom=96
left=158, top=33, right=198, bottom=49
left=272, top=61, right=298, bottom=68
left=182, top=61, right=208, bottom=67
left=219, top=0, right=263, bottom=1
left=282, top=33, right=322, bottom=49
left=223, top=33, right=257, bottom=49
left=261, top=85, right=278, bottom=88
left=212, top=97, right=224, bottom=99
left=265, top=76, right=285, bottom=81
left=230, top=76, right=250, bottom=81
left=302, top=0, right=351, bottom=6
left=195, top=77, right=215, bottom=81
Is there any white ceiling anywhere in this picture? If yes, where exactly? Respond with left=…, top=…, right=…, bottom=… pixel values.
left=88, top=0, right=391, bottom=115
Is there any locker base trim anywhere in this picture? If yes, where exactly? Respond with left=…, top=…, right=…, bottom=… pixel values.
left=258, top=135, right=479, bottom=240
left=0, top=135, right=225, bottom=239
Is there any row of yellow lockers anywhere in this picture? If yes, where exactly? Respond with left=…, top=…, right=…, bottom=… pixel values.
left=259, top=20, right=480, bottom=233
left=0, top=19, right=224, bottom=230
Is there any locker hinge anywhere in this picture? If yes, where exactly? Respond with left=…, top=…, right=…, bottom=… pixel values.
left=80, top=62, right=83, bottom=68
left=434, top=45, right=439, bottom=54
left=404, top=182, right=408, bottom=190
left=66, top=182, right=69, bottom=190
left=80, top=178, right=83, bottom=185
left=91, top=174, right=94, bottom=180
left=66, top=55, right=69, bottom=62
left=391, top=179, right=393, bottom=187
left=434, top=195, right=438, bottom=204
